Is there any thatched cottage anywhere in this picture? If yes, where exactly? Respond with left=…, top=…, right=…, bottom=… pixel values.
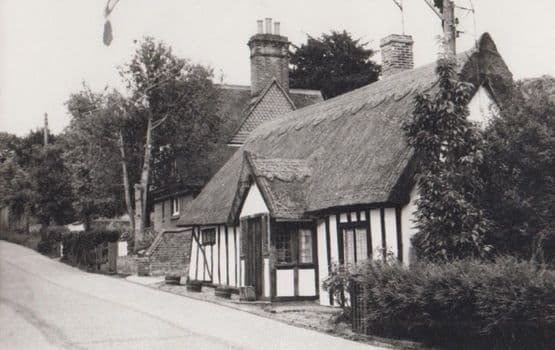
left=177, top=32, right=513, bottom=305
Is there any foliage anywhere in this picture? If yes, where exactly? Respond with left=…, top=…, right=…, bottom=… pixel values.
left=322, top=263, right=353, bottom=318
left=30, top=144, right=75, bottom=225
left=63, top=85, right=128, bottom=226
left=62, top=229, right=121, bottom=269
left=37, top=226, right=68, bottom=255
left=0, top=157, right=34, bottom=219
left=119, top=36, right=221, bottom=191
left=352, top=258, right=555, bottom=349
left=0, top=230, right=42, bottom=251
left=289, top=30, right=381, bottom=99
left=482, top=78, right=555, bottom=264
left=403, top=57, right=491, bottom=261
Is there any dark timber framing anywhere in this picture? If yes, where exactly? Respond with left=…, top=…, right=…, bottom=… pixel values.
left=365, top=209, right=372, bottom=259
left=380, top=208, right=386, bottom=261
left=225, top=225, right=230, bottom=285
left=395, top=207, right=403, bottom=263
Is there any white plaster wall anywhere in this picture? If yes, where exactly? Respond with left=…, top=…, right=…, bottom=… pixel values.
left=384, top=208, right=398, bottom=257
left=240, top=259, right=246, bottom=287
left=370, top=209, right=382, bottom=259
left=240, top=183, right=269, bottom=218
left=468, top=86, right=499, bottom=128
left=298, top=269, right=316, bottom=296
left=276, top=269, right=295, bottom=296
left=228, top=227, right=236, bottom=287
left=329, top=215, right=339, bottom=265
left=401, top=186, right=419, bottom=265
left=219, top=225, right=226, bottom=285
left=317, top=219, right=330, bottom=305
left=264, top=258, right=270, bottom=298
left=117, top=241, right=127, bottom=257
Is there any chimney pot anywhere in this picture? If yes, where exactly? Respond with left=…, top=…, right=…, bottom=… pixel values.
left=274, top=22, right=280, bottom=35
left=257, top=20, right=263, bottom=34
left=265, top=18, right=272, bottom=34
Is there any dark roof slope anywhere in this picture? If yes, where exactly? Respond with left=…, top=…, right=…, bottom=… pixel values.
left=179, top=33, right=513, bottom=225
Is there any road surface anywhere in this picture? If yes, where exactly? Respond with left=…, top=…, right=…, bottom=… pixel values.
left=0, top=241, right=389, bottom=349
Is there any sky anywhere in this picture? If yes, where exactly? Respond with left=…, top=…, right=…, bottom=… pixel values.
left=1, top=0, right=554, bottom=136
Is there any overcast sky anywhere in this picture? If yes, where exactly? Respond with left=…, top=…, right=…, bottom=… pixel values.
left=1, top=0, right=554, bottom=136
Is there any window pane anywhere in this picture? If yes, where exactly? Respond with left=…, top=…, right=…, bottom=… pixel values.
left=355, top=227, right=368, bottom=262
left=298, top=229, right=313, bottom=264
left=276, top=229, right=292, bottom=264
left=343, top=229, right=355, bottom=264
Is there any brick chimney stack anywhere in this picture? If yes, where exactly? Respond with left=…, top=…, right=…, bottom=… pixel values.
left=380, top=34, right=414, bottom=78
left=248, top=18, right=289, bottom=96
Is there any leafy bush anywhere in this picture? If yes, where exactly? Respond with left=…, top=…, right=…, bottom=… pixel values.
left=62, top=229, right=120, bottom=269
left=322, top=263, right=354, bottom=319
left=352, top=258, right=555, bottom=349
left=37, top=226, right=68, bottom=256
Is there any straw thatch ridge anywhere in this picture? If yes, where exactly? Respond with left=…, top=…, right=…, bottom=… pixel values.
left=178, top=33, right=513, bottom=226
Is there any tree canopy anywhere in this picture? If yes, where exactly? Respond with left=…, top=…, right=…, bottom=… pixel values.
left=289, top=30, right=381, bottom=99
left=482, top=76, right=555, bottom=263
left=403, top=57, right=491, bottom=262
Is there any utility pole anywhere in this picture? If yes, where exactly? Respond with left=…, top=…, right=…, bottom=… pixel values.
left=442, top=0, right=457, bottom=57
left=423, top=0, right=457, bottom=57
left=43, top=113, right=49, bottom=146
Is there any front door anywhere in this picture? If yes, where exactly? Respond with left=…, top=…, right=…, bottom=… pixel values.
left=242, top=216, right=265, bottom=298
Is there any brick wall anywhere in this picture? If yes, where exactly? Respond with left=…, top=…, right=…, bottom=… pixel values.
left=380, top=34, right=414, bottom=78
left=144, top=228, right=193, bottom=276
left=248, top=33, right=290, bottom=95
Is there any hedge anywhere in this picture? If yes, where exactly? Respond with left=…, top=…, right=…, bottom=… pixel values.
left=61, top=229, right=120, bottom=269
left=344, top=258, right=554, bottom=349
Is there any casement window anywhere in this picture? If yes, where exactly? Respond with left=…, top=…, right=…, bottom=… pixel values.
left=171, top=197, right=180, bottom=216
left=298, top=229, right=313, bottom=264
left=275, top=225, right=315, bottom=265
left=342, top=226, right=368, bottom=264
left=201, top=228, right=216, bottom=246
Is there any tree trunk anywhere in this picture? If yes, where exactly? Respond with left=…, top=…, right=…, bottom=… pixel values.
left=118, top=131, right=135, bottom=234
left=134, top=113, right=153, bottom=250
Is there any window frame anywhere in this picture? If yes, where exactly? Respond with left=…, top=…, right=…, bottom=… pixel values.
left=338, top=222, right=370, bottom=264
left=201, top=227, right=216, bottom=246
left=273, top=223, right=316, bottom=268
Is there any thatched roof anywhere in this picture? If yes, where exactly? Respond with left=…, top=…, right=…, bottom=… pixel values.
left=179, top=33, right=513, bottom=226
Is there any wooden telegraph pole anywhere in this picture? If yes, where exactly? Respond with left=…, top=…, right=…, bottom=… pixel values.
left=423, top=0, right=457, bottom=57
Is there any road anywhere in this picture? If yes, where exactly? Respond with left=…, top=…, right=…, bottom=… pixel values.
left=0, top=241, right=389, bottom=349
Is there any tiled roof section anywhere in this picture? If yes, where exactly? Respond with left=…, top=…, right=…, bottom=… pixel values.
left=179, top=34, right=513, bottom=226
left=229, top=81, right=324, bottom=145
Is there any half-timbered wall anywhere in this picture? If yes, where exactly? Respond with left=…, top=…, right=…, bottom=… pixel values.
left=188, top=224, right=241, bottom=288
left=317, top=203, right=416, bottom=306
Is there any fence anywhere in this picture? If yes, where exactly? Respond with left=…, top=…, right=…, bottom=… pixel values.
left=350, top=279, right=367, bottom=334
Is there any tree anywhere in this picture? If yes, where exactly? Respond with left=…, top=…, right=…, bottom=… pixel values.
left=482, top=77, right=555, bottom=263
left=403, top=56, right=491, bottom=262
left=118, top=37, right=220, bottom=248
left=63, top=85, right=128, bottom=229
left=30, top=144, right=75, bottom=226
left=289, top=30, right=381, bottom=99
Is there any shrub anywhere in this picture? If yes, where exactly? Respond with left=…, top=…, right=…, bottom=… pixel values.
left=61, top=229, right=120, bottom=269
left=352, top=257, right=555, bottom=349
left=37, top=226, right=68, bottom=256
